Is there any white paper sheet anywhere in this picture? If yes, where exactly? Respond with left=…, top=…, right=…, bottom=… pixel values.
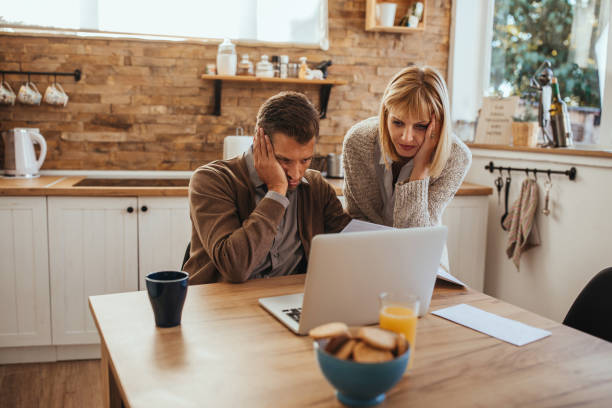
left=432, top=303, right=551, bottom=346
left=341, top=219, right=395, bottom=233
left=436, top=267, right=465, bottom=287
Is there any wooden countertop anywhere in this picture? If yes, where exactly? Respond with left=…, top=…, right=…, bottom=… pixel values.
left=468, top=143, right=612, bottom=159
left=0, top=175, right=493, bottom=197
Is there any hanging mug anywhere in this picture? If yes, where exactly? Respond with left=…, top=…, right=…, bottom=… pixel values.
left=0, top=80, right=16, bottom=106
left=17, top=81, right=42, bottom=105
left=44, top=82, right=69, bottom=106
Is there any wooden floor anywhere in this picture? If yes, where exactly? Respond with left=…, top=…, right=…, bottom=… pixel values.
left=0, top=360, right=103, bottom=408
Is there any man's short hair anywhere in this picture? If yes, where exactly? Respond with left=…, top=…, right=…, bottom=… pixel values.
left=255, top=91, right=319, bottom=144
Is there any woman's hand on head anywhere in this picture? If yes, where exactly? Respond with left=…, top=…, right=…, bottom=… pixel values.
left=410, top=115, right=440, bottom=181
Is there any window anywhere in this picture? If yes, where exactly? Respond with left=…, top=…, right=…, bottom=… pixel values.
left=1, top=0, right=329, bottom=50
left=449, top=0, right=612, bottom=147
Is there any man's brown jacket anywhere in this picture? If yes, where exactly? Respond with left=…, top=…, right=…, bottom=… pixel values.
left=183, top=155, right=351, bottom=285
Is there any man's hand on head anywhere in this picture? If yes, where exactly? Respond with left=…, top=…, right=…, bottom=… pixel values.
left=253, top=128, right=288, bottom=196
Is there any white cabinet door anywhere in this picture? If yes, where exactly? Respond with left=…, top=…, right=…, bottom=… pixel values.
left=0, top=197, right=51, bottom=347
left=48, top=197, right=138, bottom=345
left=137, top=197, right=191, bottom=290
left=442, top=195, right=489, bottom=291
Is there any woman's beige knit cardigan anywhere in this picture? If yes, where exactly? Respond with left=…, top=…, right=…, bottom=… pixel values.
left=342, top=117, right=472, bottom=269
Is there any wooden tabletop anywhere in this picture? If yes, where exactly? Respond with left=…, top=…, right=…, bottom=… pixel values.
left=0, top=176, right=493, bottom=197
left=89, top=275, right=612, bottom=408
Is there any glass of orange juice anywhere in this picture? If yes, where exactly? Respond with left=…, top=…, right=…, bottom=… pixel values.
left=379, top=292, right=420, bottom=368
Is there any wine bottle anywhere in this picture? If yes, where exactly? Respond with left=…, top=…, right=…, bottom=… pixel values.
left=549, top=77, right=573, bottom=147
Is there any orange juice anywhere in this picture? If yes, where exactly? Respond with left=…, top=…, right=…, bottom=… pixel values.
left=379, top=305, right=417, bottom=366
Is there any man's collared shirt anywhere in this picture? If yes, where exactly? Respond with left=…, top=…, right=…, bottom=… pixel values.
left=244, top=147, right=307, bottom=279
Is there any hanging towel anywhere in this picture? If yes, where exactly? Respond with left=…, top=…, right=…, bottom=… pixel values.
left=503, top=178, right=541, bottom=269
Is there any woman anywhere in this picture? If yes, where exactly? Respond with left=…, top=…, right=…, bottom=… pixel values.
left=342, top=66, right=471, bottom=272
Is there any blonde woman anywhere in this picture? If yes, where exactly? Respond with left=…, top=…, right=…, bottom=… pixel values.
left=342, top=66, right=471, bottom=272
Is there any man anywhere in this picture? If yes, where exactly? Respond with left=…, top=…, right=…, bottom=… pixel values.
left=184, top=92, right=351, bottom=284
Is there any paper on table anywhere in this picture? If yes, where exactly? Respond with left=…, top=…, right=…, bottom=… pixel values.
left=341, top=219, right=394, bottom=233
left=436, top=267, right=465, bottom=287
left=432, top=303, right=551, bottom=346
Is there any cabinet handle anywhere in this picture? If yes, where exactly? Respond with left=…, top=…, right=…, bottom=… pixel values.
left=127, top=206, right=134, bottom=213
left=141, top=205, right=148, bottom=212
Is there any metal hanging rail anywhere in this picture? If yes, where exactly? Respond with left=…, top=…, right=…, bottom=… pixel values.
left=485, top=161, right=577, bottom=180
left=0, top=69, right=81, bottom=81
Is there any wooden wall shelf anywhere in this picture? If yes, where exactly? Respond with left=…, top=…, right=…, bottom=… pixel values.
left=200, top=74, right=348, bottom=118
left=365, top=0, right=427, bottom=33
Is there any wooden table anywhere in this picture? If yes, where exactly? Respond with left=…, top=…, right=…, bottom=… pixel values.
left=89, top=275, right=612, bottom=407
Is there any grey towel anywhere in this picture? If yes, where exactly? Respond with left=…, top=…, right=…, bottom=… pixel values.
left=503, top=178, right=541, bottom=269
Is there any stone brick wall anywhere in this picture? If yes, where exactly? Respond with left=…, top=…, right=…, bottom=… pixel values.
left=0, top=0, right=451, bottom=170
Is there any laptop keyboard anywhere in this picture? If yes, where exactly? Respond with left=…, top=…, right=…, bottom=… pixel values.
left=282, top=307, right=302, bottom=323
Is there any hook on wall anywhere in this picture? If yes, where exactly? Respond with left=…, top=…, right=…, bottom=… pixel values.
left=0, top=69, right=82, bottom=82
left=485, top=161, right=577, bottom=181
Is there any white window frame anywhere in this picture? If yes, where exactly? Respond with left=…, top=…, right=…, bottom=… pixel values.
left=0, top=0, right=330, bottom=51
left=449, top=0, right=612, bottom=147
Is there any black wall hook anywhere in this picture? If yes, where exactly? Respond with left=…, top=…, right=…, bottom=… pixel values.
left=0, top=69, right=82, bottom=82
left=485, top=161, right=577, bottom=181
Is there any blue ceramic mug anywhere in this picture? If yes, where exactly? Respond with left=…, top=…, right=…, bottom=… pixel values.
left=145, top=271, right=189, bottom=327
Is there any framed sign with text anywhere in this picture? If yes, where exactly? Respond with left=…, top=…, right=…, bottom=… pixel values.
left=474, top=96, right=520, bottom=145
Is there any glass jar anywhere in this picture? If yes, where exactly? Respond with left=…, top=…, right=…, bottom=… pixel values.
left=216, top=38, right=237, bottom=76
left=279, top=55, right=289, bottom=79
left=287, top=63, right=299, bottom=78
left=256, top=55, right=274, bottom=78
left=237, top=54, right=254, bottom=76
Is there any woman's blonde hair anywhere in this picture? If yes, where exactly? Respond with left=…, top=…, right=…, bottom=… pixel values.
left=379, top=66, right=452, bottom=178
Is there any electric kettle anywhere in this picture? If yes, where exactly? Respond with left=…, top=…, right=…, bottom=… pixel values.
left=2, top=128, right=47, bottom=178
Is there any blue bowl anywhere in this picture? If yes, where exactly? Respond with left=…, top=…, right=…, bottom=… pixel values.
left=314, top=339, right=409, bottom=407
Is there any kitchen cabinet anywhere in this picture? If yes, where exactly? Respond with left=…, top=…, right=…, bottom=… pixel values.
left=48, top=197, right=139, bottom=345
left=0, top=175, right=489, bottom=362
left=442, top=195, right=489, bottom=291
left=137, top=196, right=191, bottom=289
left=0, top=197, right=52, bottom=347
left=47, top=196, right=192, bottom=345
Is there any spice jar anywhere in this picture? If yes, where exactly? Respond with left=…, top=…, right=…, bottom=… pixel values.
left=287, top=63, right=299, bottom=78
left=280, top=55, right=289, bottom=79
left=237, top=54, right=254, bottom=76
left=256, top=55, right=274, bottom=78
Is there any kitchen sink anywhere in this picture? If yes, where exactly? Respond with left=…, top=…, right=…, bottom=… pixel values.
left=73, top=178, right=190, bottom=187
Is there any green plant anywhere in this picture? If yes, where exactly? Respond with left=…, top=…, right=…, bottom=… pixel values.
left=513, top=107, right=538, bottom=122
left=490, top=0, right=602, bottom=109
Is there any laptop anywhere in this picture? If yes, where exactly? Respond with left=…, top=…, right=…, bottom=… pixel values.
left=258, top=226, right=447, bottom=335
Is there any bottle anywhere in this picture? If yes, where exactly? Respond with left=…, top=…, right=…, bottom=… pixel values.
left=256, top=55, right=274, bottom=78
left=288, top=63, right=299, bottom=78
left=549, top=77, right=573, bottom=147
left=271, top=56, right=280, bottom=78
left=237, top=54, right=254, bottom=76
left=279, top=55, right=289, bottom=79
left=216, top=38, right=237, bottom=76
left=298, top=56, right=309, bottom=79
